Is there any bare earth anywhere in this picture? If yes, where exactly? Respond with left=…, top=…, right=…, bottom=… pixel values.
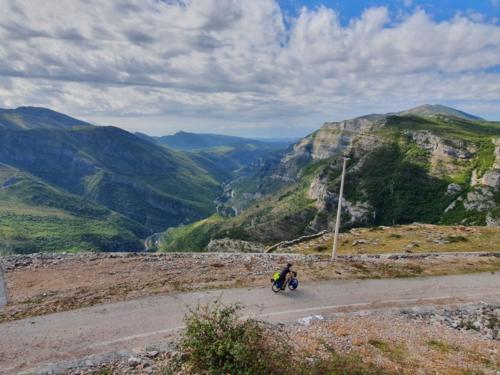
left=0, top=273, right=499, bottom=374
left=1, top=252, right=499, bottom=322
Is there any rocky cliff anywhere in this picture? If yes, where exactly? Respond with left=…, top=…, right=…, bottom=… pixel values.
left=161, top=105, right=500, bottom=251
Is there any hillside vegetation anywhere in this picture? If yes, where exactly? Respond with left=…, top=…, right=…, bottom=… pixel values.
left=161, top=106, right=500, bottom=251
left=0, top=107, right=289, bottom=254
left=0, top=164, right=146, bottom=255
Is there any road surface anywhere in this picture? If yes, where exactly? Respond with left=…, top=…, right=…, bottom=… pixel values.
left=0, top=272, right=499, bottom=374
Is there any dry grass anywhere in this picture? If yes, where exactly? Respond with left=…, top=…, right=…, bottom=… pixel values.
left=282, top=224, right=500, bottom=255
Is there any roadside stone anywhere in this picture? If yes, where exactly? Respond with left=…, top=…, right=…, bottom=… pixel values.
left=146, top=351, right=159, bottom=359
left=352, top=239, right=369, bottom=246
left=128, top=357, right=141, bottom=367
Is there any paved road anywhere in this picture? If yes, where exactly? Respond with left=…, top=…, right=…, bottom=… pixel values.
left=0, top=265, right=6, bottom=309
left=1, top=273, right=499, bottom=374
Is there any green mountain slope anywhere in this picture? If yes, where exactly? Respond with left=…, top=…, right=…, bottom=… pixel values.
left=0, top=164, right=147, bottom=255
left=0, top=108, right=238, bottom=253
left=0, top=106, right=92, bottom=130
left=0, top=126, right=221, bottom=232
left=160, top=106, right=500, bottom=251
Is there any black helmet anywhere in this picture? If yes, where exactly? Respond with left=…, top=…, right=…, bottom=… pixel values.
left=287, top=262, right=293, bottom=267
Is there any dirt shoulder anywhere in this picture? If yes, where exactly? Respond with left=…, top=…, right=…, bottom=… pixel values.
left=1, top=251, right=499, bottom=322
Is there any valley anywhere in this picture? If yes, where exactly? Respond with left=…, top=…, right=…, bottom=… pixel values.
left=0, top=107, right=290, bottom=254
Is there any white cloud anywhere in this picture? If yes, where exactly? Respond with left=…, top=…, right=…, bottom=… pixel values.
left=0, top=0, right=499, bottom=136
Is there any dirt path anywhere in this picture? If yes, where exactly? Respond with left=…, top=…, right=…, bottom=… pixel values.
left=0, top=272, right=498, bottom=374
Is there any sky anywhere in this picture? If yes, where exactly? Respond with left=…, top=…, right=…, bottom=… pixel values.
left=0, top=0, right=499, bottom=137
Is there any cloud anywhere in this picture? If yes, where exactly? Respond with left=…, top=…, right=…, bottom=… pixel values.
left=0, top=0, right=499, bottom=136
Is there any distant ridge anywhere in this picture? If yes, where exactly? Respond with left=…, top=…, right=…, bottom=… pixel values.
left=0, top=106, right=92, bottom=130
left=145, top=131, right=289, bottom=151
left=397, top=104, right=484, bottom=121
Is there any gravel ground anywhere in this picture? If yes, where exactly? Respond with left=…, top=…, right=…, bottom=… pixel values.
left=290, top=305, right=500, bottom=375
left=401, top=303, right=499, bottom=340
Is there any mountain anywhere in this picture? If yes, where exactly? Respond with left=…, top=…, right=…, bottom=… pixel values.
left=0, top=125, right=221, bottom=230
left=0, top=108, right=233, bottom=254
left=0, top=106, right=92, bottom=130
left=0, top=163, right=147, bottom=254
left=160, top=105, right=500, bottom=251
left=397, top=104, right=484, bottom=121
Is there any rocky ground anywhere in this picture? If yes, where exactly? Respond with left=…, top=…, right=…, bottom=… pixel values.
left=402, top=303, right=499, bottom=340
left=290, top=304, right=500, bottom=375
left=1, top=252, right=499, bottom=323
left=36, top=303, right=499, bottom=375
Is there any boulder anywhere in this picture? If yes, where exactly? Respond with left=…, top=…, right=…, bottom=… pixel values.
left=463, top=188, right=495, bottom=211
left=446, top=183, right=462, bottom=195
left=482, top=170, right=500, bottom=188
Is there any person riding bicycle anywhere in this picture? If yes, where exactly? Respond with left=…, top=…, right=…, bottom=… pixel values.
left=278, top=262, right=293, bottom=290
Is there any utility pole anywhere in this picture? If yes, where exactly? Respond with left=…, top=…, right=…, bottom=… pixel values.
left=331, top=157, right=349, bottom=261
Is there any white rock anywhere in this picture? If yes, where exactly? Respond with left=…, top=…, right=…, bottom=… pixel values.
left=297, top=315, right=325, bottom=326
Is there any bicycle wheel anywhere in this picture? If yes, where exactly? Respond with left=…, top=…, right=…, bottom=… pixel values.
left=288, top=279, right=298, bottom=290
left=272, top=283, right=281, bottom=293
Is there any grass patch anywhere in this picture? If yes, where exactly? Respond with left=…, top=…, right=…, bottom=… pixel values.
left=427, top=340, right=458, bottom=353
left=368, top=339, right=407, bottom=363
left=444, top=235, right=468, bottom=243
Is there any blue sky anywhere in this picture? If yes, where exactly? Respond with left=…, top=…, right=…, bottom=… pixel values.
left=279, top=0, right=500, bottom=24
left=0, top=0, right=499, bottom=137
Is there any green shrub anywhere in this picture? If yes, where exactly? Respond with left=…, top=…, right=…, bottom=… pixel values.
left=178, top=302, right=291, bottom=375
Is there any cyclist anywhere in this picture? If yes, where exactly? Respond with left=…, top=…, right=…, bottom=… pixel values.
left=278, top=262, right=293, bottom=290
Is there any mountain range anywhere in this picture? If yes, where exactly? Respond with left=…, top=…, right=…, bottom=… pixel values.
left=0, top=107, right=289, bottom=254
left=1, top=104, right=499, bottom=254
